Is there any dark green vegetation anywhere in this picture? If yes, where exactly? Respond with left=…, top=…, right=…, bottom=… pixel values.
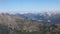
left=0, top=23, right=60, bottom=34
left=0, top=13, right=60, bottom=34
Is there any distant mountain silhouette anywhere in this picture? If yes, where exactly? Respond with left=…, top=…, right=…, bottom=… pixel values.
left=15, top=12, right=60, bottom=24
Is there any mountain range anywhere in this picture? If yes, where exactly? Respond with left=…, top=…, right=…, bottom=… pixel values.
left=15, top=12, right=60, bottom=24
left=0, top=12, right=60, bottom=34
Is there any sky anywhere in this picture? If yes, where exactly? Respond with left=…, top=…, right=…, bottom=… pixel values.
left=0, top=0, right=60, bottom=14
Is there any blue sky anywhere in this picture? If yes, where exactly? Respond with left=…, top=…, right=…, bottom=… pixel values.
left=0, top=0, right=60, bottom=13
